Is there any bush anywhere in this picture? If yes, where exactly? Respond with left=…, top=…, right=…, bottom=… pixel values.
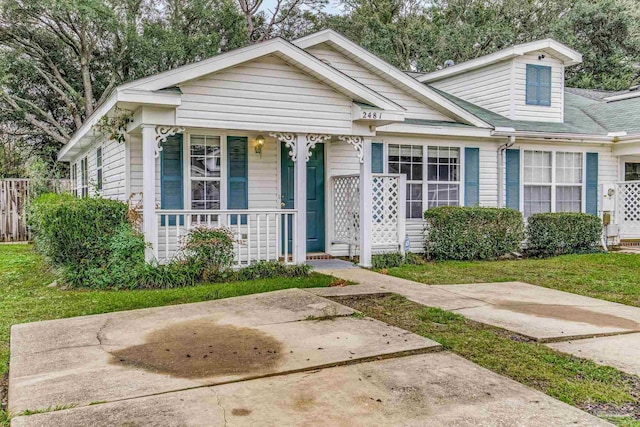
left=233, top=260, right=311, bottom=281
left=371, top=252, right=405, bottom=269
left=526, top=213, right=602, bottom=257
left=28, top=193, right=129, bottom=266
left=180, top=226, right=236, bottom=281
left=423, top=206, right=525, bottom=261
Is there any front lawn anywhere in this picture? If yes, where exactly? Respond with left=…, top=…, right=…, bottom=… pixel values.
left=334, top=294, right=640, bottom=426
left=387, top=253, right=640, bottom=307
left=0, top=243, right=334, bottom=424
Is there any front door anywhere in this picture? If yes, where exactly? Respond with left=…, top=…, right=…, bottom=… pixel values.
left=281, top=142, right=325, bottom=253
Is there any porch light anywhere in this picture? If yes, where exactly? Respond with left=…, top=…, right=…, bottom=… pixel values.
left=255, top=135, right=265, bottom=156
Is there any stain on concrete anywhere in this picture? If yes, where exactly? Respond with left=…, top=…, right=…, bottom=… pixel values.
left=231, top=408, right=252, bottom=416
left=494, top=302, right=640, bottom=330
left=292, top=394, right=316, bottom=411
left=109, top=319, right=283, bottom=379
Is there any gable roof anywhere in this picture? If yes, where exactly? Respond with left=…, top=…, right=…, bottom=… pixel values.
left=120, top=37, right=404, bottom=113
left=418, top=39, right=582, bottom=83
left=294, top=29, right=491, bottom=128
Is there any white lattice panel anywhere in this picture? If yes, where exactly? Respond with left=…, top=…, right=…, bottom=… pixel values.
left=372, top=176, right=401, bottom=246
left=617, top=182, right=640, bottom=237
left=333, top=175, right=360, bottom=245
left=332, top=174, right=402, bottom=247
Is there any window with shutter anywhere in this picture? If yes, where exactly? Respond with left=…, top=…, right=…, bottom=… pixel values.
left=526, top=64, right=552, bottom=106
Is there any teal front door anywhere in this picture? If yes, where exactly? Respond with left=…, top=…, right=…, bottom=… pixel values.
left=281, top=142, right=325, bottom=253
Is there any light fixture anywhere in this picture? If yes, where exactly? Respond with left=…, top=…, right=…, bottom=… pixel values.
left=255, top=134, right=265, bottom=156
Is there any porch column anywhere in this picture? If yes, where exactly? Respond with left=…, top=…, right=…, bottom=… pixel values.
left=294, top=133, right=307, bottom=263
left=359, top=138, right=373, bottom=267
left=141, top=125, right=157, bottom=262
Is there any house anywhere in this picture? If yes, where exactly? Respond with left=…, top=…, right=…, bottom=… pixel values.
left=57, top=29, right=640, bottom=267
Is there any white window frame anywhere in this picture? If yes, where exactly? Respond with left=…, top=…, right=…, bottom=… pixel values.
left=520, top=148, right=586, bottom=216
left=71, top=163, right=78, bottom=197
left=184, top=132, right=227, bottom=211
left=386, top=142, right=465, bottom=221
left=96, top=146, right=103, bottom=192
left=387, top=144, right=424, bottom=220
left=425, top=146, right=462, bottom=210
left=80, top=157, right=88, bottom=197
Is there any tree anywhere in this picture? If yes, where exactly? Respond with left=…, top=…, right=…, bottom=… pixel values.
left=552, top=0, right=640, bottom=90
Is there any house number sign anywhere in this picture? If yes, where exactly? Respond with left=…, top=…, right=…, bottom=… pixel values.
left=361, top=111, right=382, bottom=119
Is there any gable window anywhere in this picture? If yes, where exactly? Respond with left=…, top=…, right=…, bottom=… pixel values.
left=80, top=157, right=88, bottom=197
left=388, top=145, right=423, bottom=219
left=96, top=147, right=103, bottom=192
left=526, top=64, right=551, bottom=106
left=523, top=150, right=583, bottom=217
left=427, top=147, right=460, bottom=209
left=190, top=135, right=221, bottom=210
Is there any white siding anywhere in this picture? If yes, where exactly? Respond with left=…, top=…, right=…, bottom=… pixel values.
left=512, top=52, right=564, bottom=122
left=432, top=61, right=512, bottom=118
left=306, top=43, right=454, bottom=122
left=177, top=55, right=354, bottom=133
left=248, top=135, right=279, bottom=210
left=69, top=136, right=127, bottom=201
left=431, top=52, right=565, bottom=122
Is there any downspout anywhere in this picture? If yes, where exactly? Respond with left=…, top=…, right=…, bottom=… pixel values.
left=495, top=128, right=517, bottom=208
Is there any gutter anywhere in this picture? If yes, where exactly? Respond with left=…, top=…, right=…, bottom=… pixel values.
left=494, top=127, right=516, bottom=208
left=491, top=129, right=614, bottom=143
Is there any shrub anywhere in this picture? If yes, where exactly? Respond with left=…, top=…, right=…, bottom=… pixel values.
left=423, top=206, right=525, bottom=261
left=233, top=260, right=311, bottom=281
left=371, top=252, right=405, bottom=269
left=180, top=226, right=236, bottom=281
left=526, top=213, right=602, bottom=257
left=28, top=193, right=128, bottom=266
left=135, top=261, right=199, bottom=289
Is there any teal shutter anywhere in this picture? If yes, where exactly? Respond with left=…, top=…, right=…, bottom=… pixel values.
left=464, top=147, right=480, bottom=206
left=506, top=149, right=520, bottom=211
left=585, top=152, right=598, bottom=216
left=371, top=143, right=384, bottom=173
left=160, top=134, right=183, bottom=226
left=227, top=136, right=248, bottom=224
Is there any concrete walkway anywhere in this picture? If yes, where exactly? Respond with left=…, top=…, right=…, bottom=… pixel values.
left=9, top=288, right=609, bottom=426
left=310, top=259, right=640, bottom=376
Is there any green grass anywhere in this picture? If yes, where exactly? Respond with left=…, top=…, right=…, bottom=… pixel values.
left=335, top=294, right=640, bottom=426
left=0, top=243, right=334, bottom=424
left=386, top=252, right=640, bottom=307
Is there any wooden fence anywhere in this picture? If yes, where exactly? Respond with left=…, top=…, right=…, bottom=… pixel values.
left=0, top=179, right=73, bottom=242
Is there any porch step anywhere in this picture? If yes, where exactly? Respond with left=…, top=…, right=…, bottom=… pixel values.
left=307, top=253, right=334, bottom=261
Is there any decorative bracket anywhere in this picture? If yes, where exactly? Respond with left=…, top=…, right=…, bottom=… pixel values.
left=269, top=132, right=297, bottom=161
left=338, top=135, right=365, bottom=163
left=155, top=126, right=185, bottom=158
left=305, top=134, right=331, bottom=162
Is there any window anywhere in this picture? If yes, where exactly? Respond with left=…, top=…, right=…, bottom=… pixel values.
left=388, top=145, right=423, bottom=219
left=523, top=150, right=584, bottom=217
left=526, top=64, right=551, bottom=106
left=96, top=147, right=103, bottom=191
left=71, top=163, right=78, bottom=197
left=80, top=157, right=88, bottom=197
left=556, top=152, right=583, bottom=212
left=190, top=135, right=221, bottom=210
left=427, top=147, right=460, bottom=209
left=625, top=163, right=640, bottom=181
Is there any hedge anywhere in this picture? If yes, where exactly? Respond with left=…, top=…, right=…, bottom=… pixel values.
left=423, top=206, right=524, bottom=260
left=526, top=213, right=602, bottom=257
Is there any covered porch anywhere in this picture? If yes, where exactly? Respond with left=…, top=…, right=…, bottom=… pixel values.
left=142, top=127, right=407, bottom=267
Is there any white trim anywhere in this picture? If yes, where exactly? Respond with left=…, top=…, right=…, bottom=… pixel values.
left=417, top=39, right=582, bottom=83
left=293, top=30, right=492, bottom=128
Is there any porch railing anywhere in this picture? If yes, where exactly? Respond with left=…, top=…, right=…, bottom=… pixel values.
left=155, top=209, right=298, bottom=266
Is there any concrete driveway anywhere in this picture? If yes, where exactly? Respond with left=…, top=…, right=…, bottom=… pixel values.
left=9, top=289, right=608, bottom=426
